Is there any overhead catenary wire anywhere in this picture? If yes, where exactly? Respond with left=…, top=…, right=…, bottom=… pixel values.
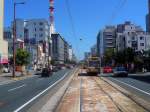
left=108, top=0, right=128, bottom=25
left=65, top=0, right=81, bottom=60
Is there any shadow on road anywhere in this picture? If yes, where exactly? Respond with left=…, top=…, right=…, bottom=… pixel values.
left=128, top=75, right=150, bottom=84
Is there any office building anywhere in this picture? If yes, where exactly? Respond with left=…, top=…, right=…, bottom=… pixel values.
left=68, top=46, right=73, bottom=61
left=52, top=33, right=65, bottom=64
left=64, top=41, right=69, bottom=62
left=116, top=21, right=150, bottom=51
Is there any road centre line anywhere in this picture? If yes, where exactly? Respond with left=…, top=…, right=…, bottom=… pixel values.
left=110, top=78, right=150, bottom=96
left=13, top=71, right=69, bottom=112
left=8, top=84, right=26, bottom=92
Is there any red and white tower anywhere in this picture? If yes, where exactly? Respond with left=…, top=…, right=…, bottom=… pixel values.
left=49, top=0, right=55, bottom=34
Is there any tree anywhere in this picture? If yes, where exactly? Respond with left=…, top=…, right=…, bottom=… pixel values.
left=16, top=48, right=30, bottom=66
left=104, top=48, right=115, bottom=66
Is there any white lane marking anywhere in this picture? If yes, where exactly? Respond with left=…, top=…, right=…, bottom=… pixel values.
left=13, top=72, right=69, bottom=112
left=111, top=78, right=150, bottom=96
left=8, top=84, right=26, bottom=92
left=0, top=75, right=38, bottom=86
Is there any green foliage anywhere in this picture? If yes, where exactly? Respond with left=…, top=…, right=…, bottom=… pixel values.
left=114, top=48, right=135, bottom=64
left=16, top=48, right=30, bottom=66
left=104, top=48, right=115, bottom=65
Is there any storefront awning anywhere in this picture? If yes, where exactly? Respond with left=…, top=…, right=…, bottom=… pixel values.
left=0, top=58, right=8, bottom=64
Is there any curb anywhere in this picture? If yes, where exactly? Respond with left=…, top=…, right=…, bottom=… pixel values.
left=26, top=68, right=79, bottom=112
left=101, top=77, right=150, bottom=112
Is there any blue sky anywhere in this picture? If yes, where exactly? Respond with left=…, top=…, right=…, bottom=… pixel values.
left=4, top=0, right=148, bottom=59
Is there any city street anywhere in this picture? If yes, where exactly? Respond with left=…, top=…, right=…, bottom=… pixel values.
left=0, top=69, right=73, bottom=112
left=1, top=0, right=150, bottom=112
left=103, top=73, right=150, bottom=103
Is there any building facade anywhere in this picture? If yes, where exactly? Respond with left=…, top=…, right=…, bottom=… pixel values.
left=91, top=44, right=97, bottom=56
left=146, top=0, right=150, bottom=33
left=97, top=26, right=116, bottom=57
left=97, top=30, right=104, bottom=57
left=0, top=0, right=8, bottom=64
left=64, top=41, right=69, bottom=62
left=68, top=45, right=73, bottom=61
left=52, top=33, right=65, bottom=64
left=116, top=21, right=150, bottom=52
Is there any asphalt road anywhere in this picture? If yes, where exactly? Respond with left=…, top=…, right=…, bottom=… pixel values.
left=0, top=69, right=72, bottom=112
left=103, top=73, right=150, bottom=103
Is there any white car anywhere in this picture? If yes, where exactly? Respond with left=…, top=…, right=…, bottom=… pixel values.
left=2, top=67, right=10, bottom=73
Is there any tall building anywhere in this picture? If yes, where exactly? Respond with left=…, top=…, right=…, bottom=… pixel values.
left=4, top=27, right=13, bottom=58
left=68, top=45, right=73, bottom=61
left=97, top=26, right=116, bottom=56
left=97, top=30, right=104, bottom=57
left=0, top=0, right=8, bottom=64
left=25, top=19, right=51, bottom=66
left=91, top=44, right=97, bottom=56
left=116, top=21, right=150, bottom=51
left=12, top=19, right=25, bottom=40
left=146, top=0, right=150, bottom=33
left=103, top=26, right=116, bottom=51
left=84, top=52, right=91, bottom=60
left=52, top=33, right=65, bottom=64
left=64, top=41, right=69, bottom=62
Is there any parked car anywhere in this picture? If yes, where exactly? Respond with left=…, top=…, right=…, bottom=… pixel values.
left=2, top=67, right=10, bottom=73
left=103, top=67, right=113, bottom=73
left=113, top=67, right=128, bottom=77
left=41, top=67, right=52, bottom=77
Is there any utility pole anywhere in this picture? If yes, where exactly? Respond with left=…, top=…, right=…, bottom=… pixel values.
left=13, top=2, right=25, bottom=78
left=13, top=3, right=16, bottom=78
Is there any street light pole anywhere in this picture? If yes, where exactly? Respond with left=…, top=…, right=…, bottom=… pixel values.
left=12, top=2, right=25, bottom=78
left=13, top=3, right=16, bottom=78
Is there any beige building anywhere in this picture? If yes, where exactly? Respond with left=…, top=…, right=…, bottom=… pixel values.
left=0, top=0, right=8, bottom=64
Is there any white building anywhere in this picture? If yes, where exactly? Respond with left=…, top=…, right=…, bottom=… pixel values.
left=24, top=19, right=51, bottom=66
left=25, top=19, right=50, bottom=42
left=116, top=21, right=150, bottom=52
left=0, top=0, right=8, bottom=64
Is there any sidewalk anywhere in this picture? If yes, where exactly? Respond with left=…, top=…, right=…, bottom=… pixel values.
left=0, top=70, right=36, bottom=85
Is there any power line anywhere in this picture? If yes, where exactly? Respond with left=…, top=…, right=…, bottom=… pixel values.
left=108, top=0, right=127, bottom=24
left=65, top=0, right=81, bottom=59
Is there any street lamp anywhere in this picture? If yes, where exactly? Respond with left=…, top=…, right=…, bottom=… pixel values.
left=13, top=2, right=25, bottom=78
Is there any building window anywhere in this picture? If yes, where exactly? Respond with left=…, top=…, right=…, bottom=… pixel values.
left=34, top=34, right=36, bottom=37
left=39, top=34, right=43, bottom=37
left=132, top=37, right=135, bottom=40
left=140, top=37, right=144, bottom=40
left=39, top=22, right=43, bottom=26
left=35, top=28, right=36, bottom=32
left=34, top=22, right=36, bottom=25
left=140, top=43, right=144, bottom=46
left=39, top=28, right=43, bottom=31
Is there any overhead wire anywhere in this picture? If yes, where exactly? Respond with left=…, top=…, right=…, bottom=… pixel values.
left=108, top=0, right=128, bottom=24
left=65, top=0, right=81, bottom=60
